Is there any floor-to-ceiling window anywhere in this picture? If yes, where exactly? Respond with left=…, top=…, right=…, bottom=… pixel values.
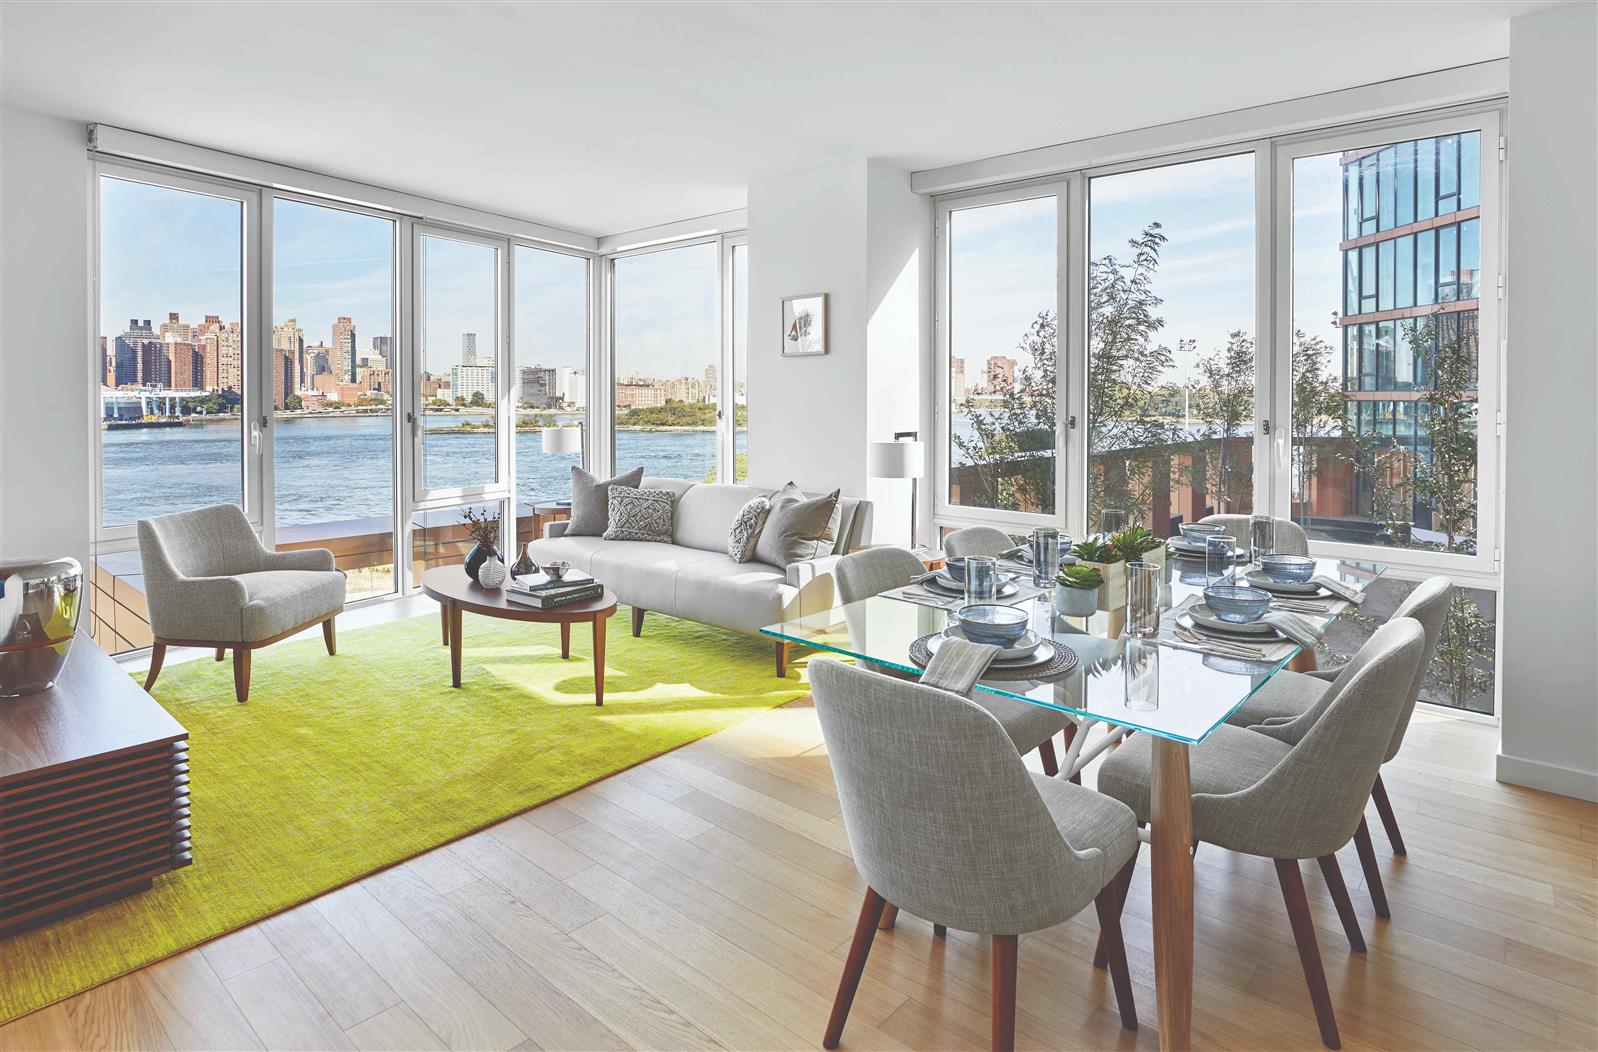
left=932, top=107, right=1502, bottom=716
left=272, top=197, right=397, bottom=601
left=93, top=170, right=253, bottom=655
left=729, top=238, right=749, bottom=482
left=941, top=192, right=1059, bottom=519
left=1086, top=153, right=1256, bottom=534
left=417, top=229, right=503, bottom=495
left=611, top=240, right=720, bottom=482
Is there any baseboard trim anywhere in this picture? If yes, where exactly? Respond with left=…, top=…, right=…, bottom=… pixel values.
left=1496, top=752, right=1598, bottom=802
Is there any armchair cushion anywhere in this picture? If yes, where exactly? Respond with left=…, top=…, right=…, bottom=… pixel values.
left=237, top=571, right=346, bottom=642
left=1096, top=724, right=1290, bottom=825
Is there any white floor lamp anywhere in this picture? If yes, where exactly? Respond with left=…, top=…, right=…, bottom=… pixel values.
left=868, top=433, right=925, bottom=547
left=542, top=424, right=583, bottom=457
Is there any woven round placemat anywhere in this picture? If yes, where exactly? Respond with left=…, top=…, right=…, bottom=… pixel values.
left=908, top=633, right=1080, bottom=681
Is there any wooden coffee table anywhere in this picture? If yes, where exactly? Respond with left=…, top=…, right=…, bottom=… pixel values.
left=420, top=566, right=619, bottom=704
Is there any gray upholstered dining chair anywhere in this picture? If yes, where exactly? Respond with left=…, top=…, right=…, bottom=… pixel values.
left=1226, top=574, right=1452, bottom=906
left=1096, top=617, right=1425, bottom=1050
left=138, top=504, right=346, bottom=702
left=942, top=525, right=1017, bottom=560
left=810, top=659, right=1139, bottom=1051
left=833, top=547, right=1072, bottom=777
left=1198, top=513, right=1311, bottom=556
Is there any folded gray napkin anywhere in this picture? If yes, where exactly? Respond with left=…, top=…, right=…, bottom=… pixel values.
left=920, top=636, right=1000, bottom=695
left=1311, top=575, right=1365, bottom=604
left=1000, top=545, right=1033, bottom=563
left=1260, top=610, right=1324, bottom=648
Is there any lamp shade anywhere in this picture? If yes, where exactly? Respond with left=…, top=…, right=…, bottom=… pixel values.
left=867, top=439, right=925, bottom=479
left=541, top=426, right=583, bottom=454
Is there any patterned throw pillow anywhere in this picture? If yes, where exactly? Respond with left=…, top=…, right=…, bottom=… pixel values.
left=603, top=485, right=675, bottom=542
left=727, top=496, right=771, bottom=562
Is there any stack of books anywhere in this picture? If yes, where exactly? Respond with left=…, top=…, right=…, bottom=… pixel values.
left=505, top=569, right=604, bottom=609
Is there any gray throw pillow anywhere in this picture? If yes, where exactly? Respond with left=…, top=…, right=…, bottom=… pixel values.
left=727, top=496, right=771, bottom=562
left=754, top=486, right=841, bottom=567
left=567, top=465, right=644, bottom=537
left=603, top=485, right=674, bottom=542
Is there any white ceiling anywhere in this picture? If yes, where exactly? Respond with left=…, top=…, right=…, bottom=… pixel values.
left=2, top=1, right=1543, bottom=236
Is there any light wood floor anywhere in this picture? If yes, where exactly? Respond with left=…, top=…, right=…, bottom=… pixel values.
left=2, top=697, right=1594, bottom=1052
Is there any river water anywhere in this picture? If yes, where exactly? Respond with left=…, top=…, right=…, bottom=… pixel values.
left=99, top=414, right=745, bottom=528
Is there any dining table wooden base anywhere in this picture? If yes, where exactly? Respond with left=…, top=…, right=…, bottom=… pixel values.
left=1150, top=735, right=1195, bottom=1052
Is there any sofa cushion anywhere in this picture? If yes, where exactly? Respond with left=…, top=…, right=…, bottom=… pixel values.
left=522, top=535, right=614, bottom=575
left=588, top=542, right=721, bottom=615
left=673, top=555, right=792, bottom=634
left=567, top=465, right=644, bottom=537
left=236, top=570, right=346, bottom=642
left=675, top=483, right=766, bottom=553
left=755, top=485, right=840, bottom=567
left=604, top=485, right=675, bottom=542
left=727, top=496, right=771, bottom=562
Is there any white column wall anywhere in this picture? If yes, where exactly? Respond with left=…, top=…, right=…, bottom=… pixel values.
left=1497, top=2, right=1598, bottom=801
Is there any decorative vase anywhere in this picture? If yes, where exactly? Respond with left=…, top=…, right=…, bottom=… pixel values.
left=0, top=557, right=83, bottom=697
left=510, top=542, right=538, bottom=579
left=464, top=543, right=497, bottom=582
left=477, top=553, right=508, bottom=590
left=1053, top=584, right=1100, bottom=618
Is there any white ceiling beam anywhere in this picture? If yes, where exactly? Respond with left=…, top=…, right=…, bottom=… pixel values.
left=597, top=209, right=749, bottom=255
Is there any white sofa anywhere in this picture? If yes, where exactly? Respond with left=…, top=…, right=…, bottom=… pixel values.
left=524, top=478, right=873, bottom=675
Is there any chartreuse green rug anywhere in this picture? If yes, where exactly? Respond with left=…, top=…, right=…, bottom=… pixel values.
left=1, top=606, right=812, bottom=1023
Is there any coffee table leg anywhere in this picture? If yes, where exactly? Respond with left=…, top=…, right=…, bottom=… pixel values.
left=440, top=602, right=450, bottom=646
left=561, top=621, right=571, bottom=660
left=449, top=601, right=463, bottom=688
left=592, top=615, right=606, bottom=706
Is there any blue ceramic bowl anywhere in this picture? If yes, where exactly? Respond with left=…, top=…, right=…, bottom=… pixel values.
left=944, top=557, right=968, bottom=583
left=1179, top=522, right=1225, bottom=545
left=1202, top=585, right=1272, bottom=623
left=1258, top=554, right=1315, bottom=583
left=954, top=603, right=1031, bottom=646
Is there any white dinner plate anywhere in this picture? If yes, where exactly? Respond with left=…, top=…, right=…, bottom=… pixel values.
left=925, top=574, right=1021, bottom=598
left=938, top=624, right=1044, bottom=661
left=1243, top=572, right=1325, bottom=597
left=1181, top=607, right=1282, bottom=639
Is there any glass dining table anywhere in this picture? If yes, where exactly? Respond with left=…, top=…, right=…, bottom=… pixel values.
left=761, top=553, right=1386, bottom=1052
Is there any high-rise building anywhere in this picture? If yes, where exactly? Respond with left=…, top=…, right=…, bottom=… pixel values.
left=332, top=316, right=357, bottom=382
left=450, top=363, right=496, bottom=404
left=558, top=367, right=586, bottom=409
left=370, top=335, right=393, bottom=369
left=518, top=366, right=558, bottom=408
left=111, top=319, right=151, bottom=387
left=952, top=358, right=968, bottom=402
left=1338, top=131, right=1482, bottom=529
left=272, top=349, right=296, bottom=410
left=461, top=332, right=478, bottom=366
left=615, top=382, right=666, bottom=410
left=158, top=311, right=191, bottom=343
left=360, top=367, right=392, bottom=394
left=664, top=376, right=706, bottom=404
left=304, top=344, right=332, bottom=378
left=167, top=341, right=203, bottom=390
left=274, top=317, right=305, bottom=381
left=217, top=322, right=243, bottom=394
left=704, top=363, right=718, bottom=392
left=985, top=355, right=1018, bottom=394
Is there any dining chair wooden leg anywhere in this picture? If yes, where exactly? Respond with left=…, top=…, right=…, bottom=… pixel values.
left=1275, top=858, right=1341, bottom=1049
left=143, top=643, right=167, bottom=692
left=232, top=648, right=252, bottom=704
left=1038, top=737, right=1059, bottom=777
left=1317, top=853, right=1366, bottom=953
left=1094, top=863, right=1139, bottom=1030
left=322, top=616, right=336, bottom=656
left=1094, top=842, right=1139, bottom=969
left=877, top=903, right=899, bottom=930
left=934, top=923, right=947, bottom=938
left=1370, top=774, right=1406, bottom=856
left=991, top=933, right=1018, bottom=1052
left=1352, top=818, right=1390, bottom=918
left=824, top=888, right=887, bottom=1049
left=214, top=647, right=225, bottom=662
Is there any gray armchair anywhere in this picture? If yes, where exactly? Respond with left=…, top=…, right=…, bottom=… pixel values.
left=810, top=659, right=1139, bottom=1050
left=1199, top=513, right=1311, bottom=556
left=1096, top=617, right=1425, bottom=1049
left=942, top=525, right=1017, bottom=560
left=137, top=504, right=345, bottom=702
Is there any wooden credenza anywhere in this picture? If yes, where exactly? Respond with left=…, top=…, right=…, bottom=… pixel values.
left=1, top=633, right=190, bottom=937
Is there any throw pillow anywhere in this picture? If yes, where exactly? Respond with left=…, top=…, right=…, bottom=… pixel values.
left=727, top=496, right=771, bottom=562
left=754, top=487, right=841, bottom=567
left=567, top=465, right=644, bottom=537
left=767, top=481, right=842, bottom=551
left=603, top=485, right=675, bottom=542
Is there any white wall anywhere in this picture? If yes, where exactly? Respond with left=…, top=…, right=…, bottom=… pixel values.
left=0, top=105, right=92, bottom=571
left=1497, top=2, right=1598, bottom=801
left=746, top=158, right=932, bottom=544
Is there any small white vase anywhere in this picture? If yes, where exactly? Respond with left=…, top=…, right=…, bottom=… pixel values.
left=1054, top=584, right=1100, bottom=617
left=477, top=554, right=508, bottom=590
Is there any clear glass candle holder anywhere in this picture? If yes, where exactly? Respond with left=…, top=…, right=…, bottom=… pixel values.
left=1123, top=635, right=1160, bottom=712
left=1125, top=560, right=1162, bottom=639
left=1206, top=534, right=1237, bottom=586
left=1250, top=515, right=1275, bottom=561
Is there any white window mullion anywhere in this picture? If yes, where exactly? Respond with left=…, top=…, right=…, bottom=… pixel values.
left=1062, top=171, right=1089, bottom=540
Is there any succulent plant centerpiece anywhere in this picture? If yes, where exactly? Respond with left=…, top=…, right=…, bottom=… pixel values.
left=1110, top=525, right=1167, bottom=568
left=1070, top=537, right=1128, bottom=613
left=1053, top=563, right=1104, bottom=617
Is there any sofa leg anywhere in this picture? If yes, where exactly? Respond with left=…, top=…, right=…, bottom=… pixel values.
left=323, top=617, right=336, bottom=656
left=214, top=647, right=226, bottom=662
left=233, top=648, right=251, bottom=703
left=632, top=607, right=645, bottom=637
left=775, top=640, right=789, bottom=678
left=144, top=643, right=167, bottom=692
